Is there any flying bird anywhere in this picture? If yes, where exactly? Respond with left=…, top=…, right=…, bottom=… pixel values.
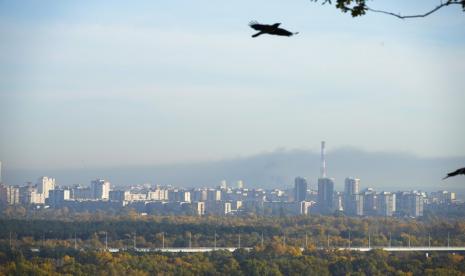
left=443, top=167, right=465, bottom=180
left=249, top=21, right=299, bottom=38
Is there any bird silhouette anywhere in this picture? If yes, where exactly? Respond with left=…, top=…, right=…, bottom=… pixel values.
left=443, top=167, right=465, bottom=180
left=249, top=21, right=299, bottom=38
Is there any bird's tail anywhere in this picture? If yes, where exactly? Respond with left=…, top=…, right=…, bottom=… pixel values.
left=442, top=175, right=449, bottom=180
left=293, top=32, right=299, bottom=36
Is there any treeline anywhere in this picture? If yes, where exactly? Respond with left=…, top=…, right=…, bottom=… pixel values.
left=1, top=214, right=465, bottom=249
left=0, top=244, right=464, bottom=275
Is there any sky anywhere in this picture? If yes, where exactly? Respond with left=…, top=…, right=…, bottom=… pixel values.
left=1, top=0, right=464, bottom=173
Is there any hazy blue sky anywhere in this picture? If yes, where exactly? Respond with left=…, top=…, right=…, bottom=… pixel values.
left=1, top=0, right=464, bottom=171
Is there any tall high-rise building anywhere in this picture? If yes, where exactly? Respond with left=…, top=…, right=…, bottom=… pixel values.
left=0, top=184, right=20, bottom=205
left=190, top=201, right=205, bottom=216
left=237, top=180, right=244, bottom=189
left=395, top=191, right=423, bottom=217
left=205, top=201, right=231, bottom=215
left=192, top=189, right=208, bottom=202
left=344, top=177, right=360, bottom=196
left=362, top=188, right=377, bottom=216
left=432, top=190, right=456, bottom=204
left=219, top=180, right=227, bottom=189
left=90, top=179, right=110, bottom=200
left=147, top=189, right=168, bottom=201
left=317, top=141, right=334, bottom=214
left=37, top=177, right=55, bottom=199
left=109, top=190, right=130, bottom=202
left=169, top=190, right=191, bottom=202
left=48, top=189, right=70, bottom=208
left=207, top=189, right=221, bottom=201
left=0, top=161, right=2, bottom=183
left=294, top=177, right=308, bottom=202
left=343, top=177, right=361, bottom=216
left=317, top=177, right=335, bottom=214
left=377, top=192, right=396, bottom=217
left=345, top=194, right=364, bottom=216
left=19, top=184, right=45, bottom=205
left=71, top=185, right=92, bottom=200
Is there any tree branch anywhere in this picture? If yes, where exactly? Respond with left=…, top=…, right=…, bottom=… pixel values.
left=366, top=0, right=463, bottom=19
left=311, top=0, right=465, bottom=19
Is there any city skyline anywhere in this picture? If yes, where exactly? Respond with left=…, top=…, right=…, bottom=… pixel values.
left=0, top=170, right=452, bottom=218
left=2, top=145, right=465, bottom=195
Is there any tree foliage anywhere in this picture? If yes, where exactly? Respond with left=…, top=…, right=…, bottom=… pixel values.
left=0, top=247, right=464, bottom=275
left=1, top=214, right=465, bottom=274
left=1, top=214, right=465, bottom=250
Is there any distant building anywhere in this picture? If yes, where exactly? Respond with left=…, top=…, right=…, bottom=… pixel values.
left=362, top=188, right=377, bottom=216
left=71, top=185, right=92, bottom=200
left=109, top=190, right=130, bottom=202
left=344, top=177, right=360, bottom=196
left=189, top=201, right=205, bottom=216
left=242, top=200, right=264, bottom=214
left=246, top=189, right=266, bottom=202
left=267, top=189, right=286, bottom=202
left=48, top=189, right=70, bottom=207
left=168, top=190, right=191, bottom=202
left=207, top=189, right=221, bottom=201
left=298, top=201, right=313, bottom=215
left=205, top=201, right=231, bottom=215
left=192, top=189, right=208, bottom=202
left=19, top=184, right=40, bottom=205
left=396, top=191, right=424, bottom=217
left=147, top=189, right=168, bottom=201
left=219, top=180, right=227, bottom=189
left=317, top=141, right=335, bottom=214
left=237, top=180, right=244, bottom=189
left=90, top=179, right=110, bottom=200
left=263, top=201, right=313, bottom=216
left=37, top=177, right=55, bottom=198
left=335, top=192, right=344, bottom=212
left=377, top=192, right=396, bottom=217
left=343, top=177, right=362, bottom=216
left=317, top=177, right=335, bottom=214
left=230, top=200, right=243, bottom=211
left=0, top=184, right=20, bottom=205
left=129, top=193, right=147, bottom=201
left=345, top=194, right=364, bottom=216
left=294, top=177, right=308, bottom=202
left=22, top=185, right=45, bottom=204
left=429, top=190, right=456, bottom=205
left=227, top=190, right=245, bottom=201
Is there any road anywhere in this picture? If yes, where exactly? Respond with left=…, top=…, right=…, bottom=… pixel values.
left=100, top=246, right=465, bottom=253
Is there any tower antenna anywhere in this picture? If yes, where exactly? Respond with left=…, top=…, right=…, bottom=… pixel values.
left=320, top=141, right=327, bottom=178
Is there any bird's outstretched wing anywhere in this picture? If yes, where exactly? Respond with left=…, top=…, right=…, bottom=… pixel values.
left=249, top=21, right=267, bottom=31
left=273, top=28, right=297, bottom=36
left=443, top=167, right=465, bottom=180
